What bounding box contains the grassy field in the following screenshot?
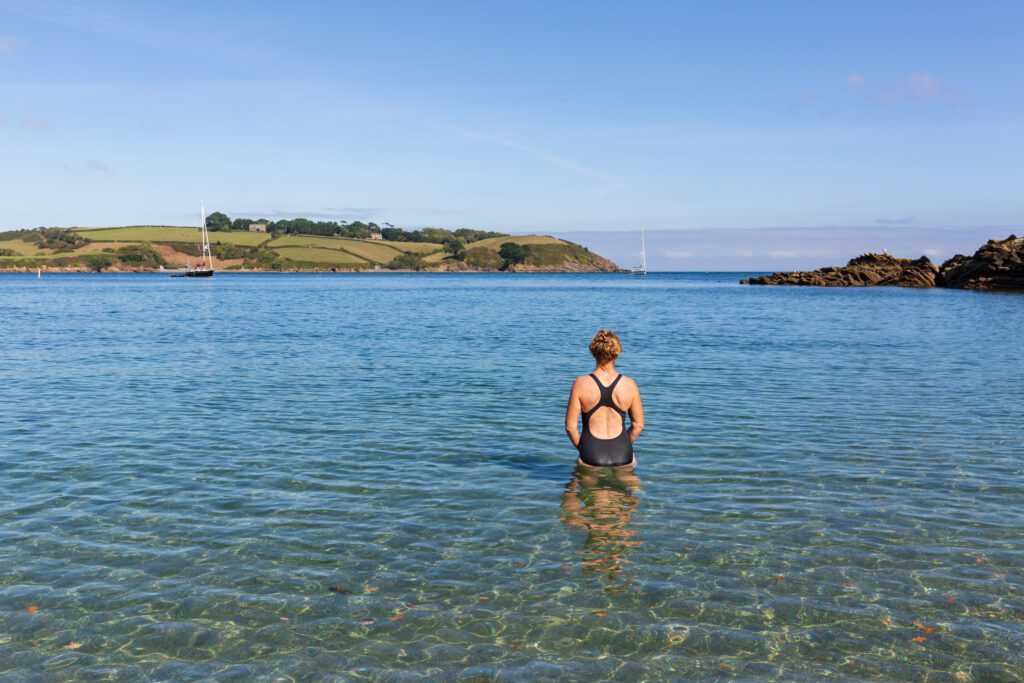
[265,234,441,260]
[377,240,441,254]
[0,250,100,261]
[266,235,404,264]
[270,246,369,266]
[74,227,271,246]
[0,239,43,256]
[71,228,440,265]
[469,235,565,249]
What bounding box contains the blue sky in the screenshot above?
[1,1,1022,267]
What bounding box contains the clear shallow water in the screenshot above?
[1,272,1022,682]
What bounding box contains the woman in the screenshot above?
[565,330,644,467]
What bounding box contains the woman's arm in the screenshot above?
[627,382,644,443]
[565,379,583,448]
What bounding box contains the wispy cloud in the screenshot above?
[788,92,815,111]
[85,159,110,173]
[844,73,865,87]
[21,116,52,129]
[243,208,384,221]
[863,72,963,105]
[233,206,466,222]
[0,0,254,65]
[425,119,624,196]
[0,35,24,55]
[902,72,960,102]
[875,215,915,226]
[0,0,179,47]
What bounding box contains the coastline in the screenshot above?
[0,265,628,274]
[0,227,623,274]
[741,234,1024,291]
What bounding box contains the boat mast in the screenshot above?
[199,199,212,269]
[640,224,647,272]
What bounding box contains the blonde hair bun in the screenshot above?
[589,329,622,363]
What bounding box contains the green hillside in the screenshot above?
[0,226,620,272]
[73,226,270,246]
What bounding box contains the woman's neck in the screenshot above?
[595,362,616,375]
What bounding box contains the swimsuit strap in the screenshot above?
[586,373,626,416]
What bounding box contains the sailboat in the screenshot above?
[172,200,214,277]
[631,225,647,275]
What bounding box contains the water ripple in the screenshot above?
[0,272,1022,681]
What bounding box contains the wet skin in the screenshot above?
[564,359,645,468]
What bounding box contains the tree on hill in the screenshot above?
[205,212,231,231]
[86,254,116,272]
[191,210,508,243]
[381,226,405,241]
[33,228,90,251]
[388,252,424,270]
[444,237,467,261]
[454,228,507,242]
[115,244,166,266]
[499,242,530,270]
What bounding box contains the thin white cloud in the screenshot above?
[0,0,178,47]
[871,72,963,105]
[428,119,624,196]
[232,206,465,222]
[21,116,52,129]
[0,35,23,55]
[844,73,865,87]
[788,92,815,111]
[904,72,957,101]
[85,159,110,173]
[875,215,915,226]
[245,208,382,220]
[0,0,253,66]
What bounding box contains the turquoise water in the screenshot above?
[1,272,1022,681]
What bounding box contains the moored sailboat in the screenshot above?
[172,201,214,277]
[631,225,647,275]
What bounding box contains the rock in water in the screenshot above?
[741,254,938,287]
[939,235,1024,290]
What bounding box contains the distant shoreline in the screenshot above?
[0,268,635,275]
[0,226,622,274]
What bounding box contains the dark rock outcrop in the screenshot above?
[741,254,938,288]
[938,235,1024,290]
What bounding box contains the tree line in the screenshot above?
[204,212,507,245]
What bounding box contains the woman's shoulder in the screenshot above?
[573,374,595,387]
[616,374,639,392]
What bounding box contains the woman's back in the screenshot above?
[565,331,644,468]
[577,371,637,440]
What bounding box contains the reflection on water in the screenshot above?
[561,466,642,585]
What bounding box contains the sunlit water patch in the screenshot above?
[1,272,1022,680]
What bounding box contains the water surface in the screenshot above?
[1,273,1022,681]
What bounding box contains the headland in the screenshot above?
[0,222,621,273]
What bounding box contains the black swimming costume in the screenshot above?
[578,373,634,467]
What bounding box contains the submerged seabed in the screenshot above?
[1,272,1022,681]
